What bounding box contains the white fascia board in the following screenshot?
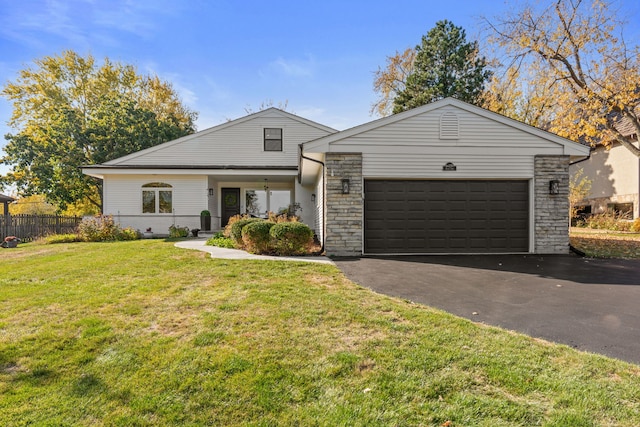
[82,167,299,177]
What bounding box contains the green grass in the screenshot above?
[571,230,640,258]
[1,240,640,426]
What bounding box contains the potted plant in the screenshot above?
[2,236,20,248]
[200,210,211,231]
[143,227,154,239]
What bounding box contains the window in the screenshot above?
[245,189,291,216]
[264,128,282,151]
[607,202,633,219]
[142,182,173,214]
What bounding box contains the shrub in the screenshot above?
[206,232,236,248]
[230,217,263,244]
[267,211,299,223]
[77,215,139,242]
[631,218,640,233]
[269,222,313,255]
[169,225,190,238]
[578,213,632,231]
[119,228,140,241]
[224,214,251,238]
[242,221,275,254]
[43,234,82,244]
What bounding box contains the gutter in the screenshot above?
[299,143,326,253]
[569,145,593,166]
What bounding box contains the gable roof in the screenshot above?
[102,107,337,166]
[302,97,591,156]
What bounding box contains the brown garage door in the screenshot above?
[365,180,529,254]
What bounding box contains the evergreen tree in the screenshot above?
[392,20,492,113]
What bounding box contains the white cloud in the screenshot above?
[266,55,315,78]
[0,0,182,50]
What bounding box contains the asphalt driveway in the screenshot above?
[335,254,640,365]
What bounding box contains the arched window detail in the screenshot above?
[142,182,173,213]
[142,182,173,188]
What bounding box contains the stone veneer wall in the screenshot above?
[324,153,363,256]
[535,155,570,254]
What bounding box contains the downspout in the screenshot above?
[299,143,326,253]
[568,146,593,256]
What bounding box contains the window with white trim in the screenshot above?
[264,128,283,151]
[142,182,173,214]
[245,189,291,216]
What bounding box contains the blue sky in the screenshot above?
[1,0,639,179]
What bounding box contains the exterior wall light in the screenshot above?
[549,180,560,195]
[311,193,316,203]
[208,188,214,196]
[341,178,350,194]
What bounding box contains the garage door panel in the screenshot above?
[365,180,529,253]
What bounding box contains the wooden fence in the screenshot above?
[1,214,82,242]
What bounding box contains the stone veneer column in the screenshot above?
[534,155,570,254]
[324,153,363,257]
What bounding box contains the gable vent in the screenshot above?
[440,112,459,140]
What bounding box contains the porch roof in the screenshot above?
[82,165,298,179]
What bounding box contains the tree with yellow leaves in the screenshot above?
[487,0,640,157]
[371,48,416,117]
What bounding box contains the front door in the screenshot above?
[221,188,241,227]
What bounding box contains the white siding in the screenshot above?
[363,152,534,178]
[315,172,324,245]
[110,112,332,168]
[330,106,567,150]
[103,174,207,232]
[295,181,316,230]
[318,105,568,180]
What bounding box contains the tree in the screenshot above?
[569,168,592,220]
[244,99,292,115]
[487,0,640,157]
[392,20,492,114]
[1,50,198,210]
[371,48,416,117]
[481,65,558,128]
[8,194,56,215]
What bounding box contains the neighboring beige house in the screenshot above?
[569,141,640,219]
[84,98,590,256]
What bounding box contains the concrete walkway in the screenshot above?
[174,239,334,264]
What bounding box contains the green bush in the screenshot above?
[206,232,236,249]
[269,222,313,255]
[43,234,82,244]
[77,215,140,242]
[242,221,275,254]
[230,217,263,244]
[119,228,140,240]
[169,225,190,238]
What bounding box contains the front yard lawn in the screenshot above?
[571,229,640,258]
[1,240,640,426]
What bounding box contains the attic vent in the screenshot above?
[440,112,459,140]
